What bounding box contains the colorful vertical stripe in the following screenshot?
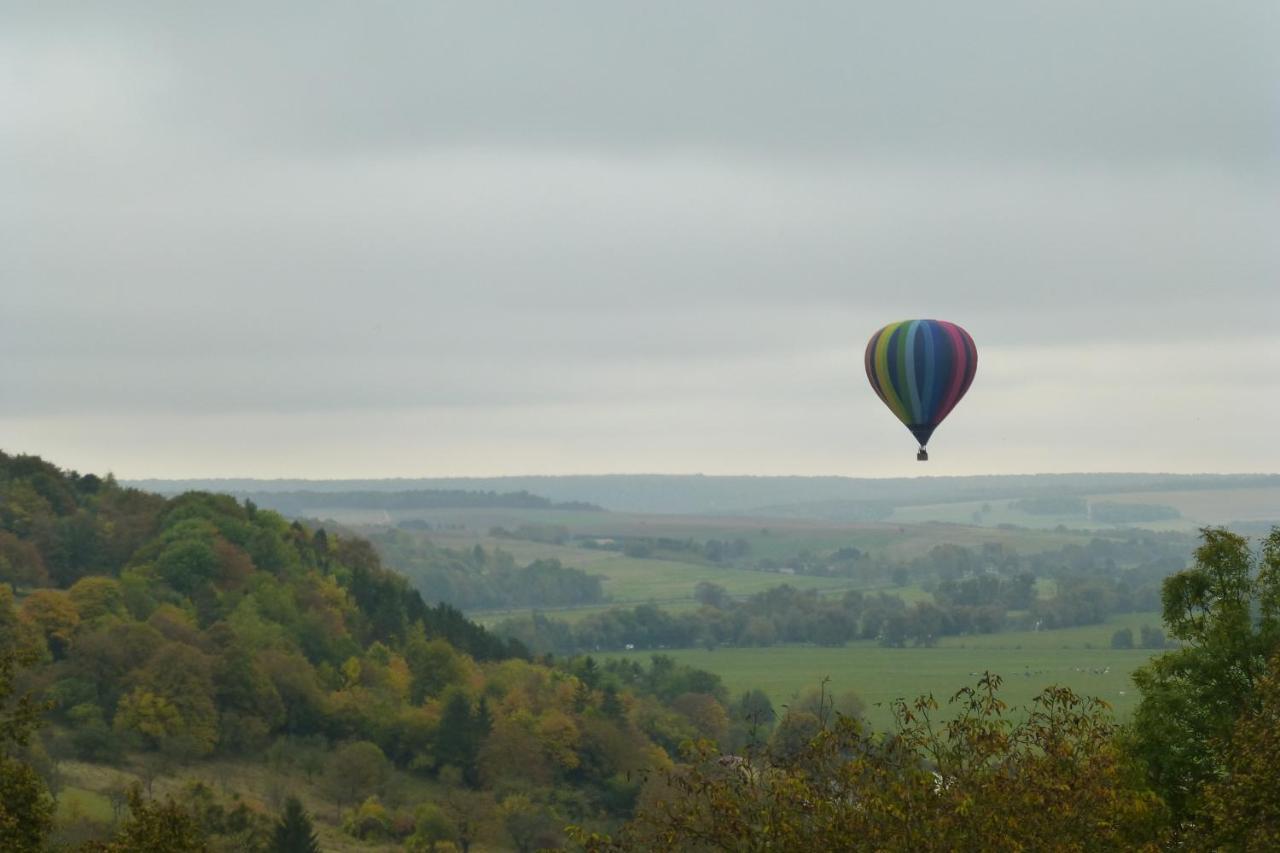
[864,319,977,448]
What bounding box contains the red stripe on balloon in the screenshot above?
[935,321,968,420]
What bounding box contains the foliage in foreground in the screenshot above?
[1130,526,1280,818]
[0,633,54,852]
[577,674,1167,852]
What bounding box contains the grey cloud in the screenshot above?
[4,2,1277,166]
[3,2,1277,476]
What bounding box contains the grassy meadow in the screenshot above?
[606,612,1166,732]
[367,509,1088,621]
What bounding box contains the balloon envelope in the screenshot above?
[865,319,977,448]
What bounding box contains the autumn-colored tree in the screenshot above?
[578,674,1166,852]
[68,575,126,622]
[669,692,729,745]
[342,796,394,841]
[114,643,220,755]
[19,588,80,657]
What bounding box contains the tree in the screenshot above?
[113,642,219,756]
[68,576,126,622]
[436,767,498,853]
[435,689,488,782]
[0,631,53,851]
[1139,624,1166,649]
[1131,527,1280,817]
[1111,627,1135,649]
[342,796,392,841]
[408,802,456,850]
[693,581,731,610]
[581,675,1166,851]
[405,630,467,703]
[99,785,206,852]
[0,756,53,852]
[19,588,80,658]
[0,531,48,587]
[322,741,389,812]
[271,797,320,853]
[501,793,561,853]
[1195,652,1280,849]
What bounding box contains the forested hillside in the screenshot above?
[0,452,743,850]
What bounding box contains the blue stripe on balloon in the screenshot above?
[929,321,956,428]
[921,321,937,423]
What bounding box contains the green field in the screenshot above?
[363,509,1093,622]
[606,612,1166,731]
[886,487,1280,532]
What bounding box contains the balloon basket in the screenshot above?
[916,448,929,462]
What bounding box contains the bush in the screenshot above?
[1111,628,1135,649]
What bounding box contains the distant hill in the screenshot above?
[129,472,1280,516]
[218,488,602,517]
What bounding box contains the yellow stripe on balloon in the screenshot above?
[874,321,911,424]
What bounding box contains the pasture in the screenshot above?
[887,486,1280,532]
[606,612,1166,732]
[369,509,1093,621]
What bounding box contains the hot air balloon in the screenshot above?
[865,319,977,461]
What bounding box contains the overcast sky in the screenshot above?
[3,2,1278,479]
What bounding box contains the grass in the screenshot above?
[605,612,1167,732]
[56,785,115,824]
[54,756,441,853]
[1090,487,1280,526]
[423,530,871,614]
[409,514,1090,622]
[886,487,1280,532]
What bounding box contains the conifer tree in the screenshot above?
[271,797,320,853]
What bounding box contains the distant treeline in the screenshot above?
[1009,496,1180,523]
[369,530,607,610]
[495,534,1191,654]
[129,472,1280,515]
[232,489,602,516]
[495,571,1158,655]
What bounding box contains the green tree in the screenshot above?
[1195,652,1280,849]
[68,576,126,622]
[102,785,207,852]
[1111,627,1135,649]
[1131,527,1280,817]
[501,793,561,853]
[408,802,456,850]
[271,796,321,853]
[0,629,53,852]
[405,630,467,703]
[435,689,489,783]
[322,740,389,812]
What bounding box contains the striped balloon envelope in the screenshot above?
[864,319,977,460]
